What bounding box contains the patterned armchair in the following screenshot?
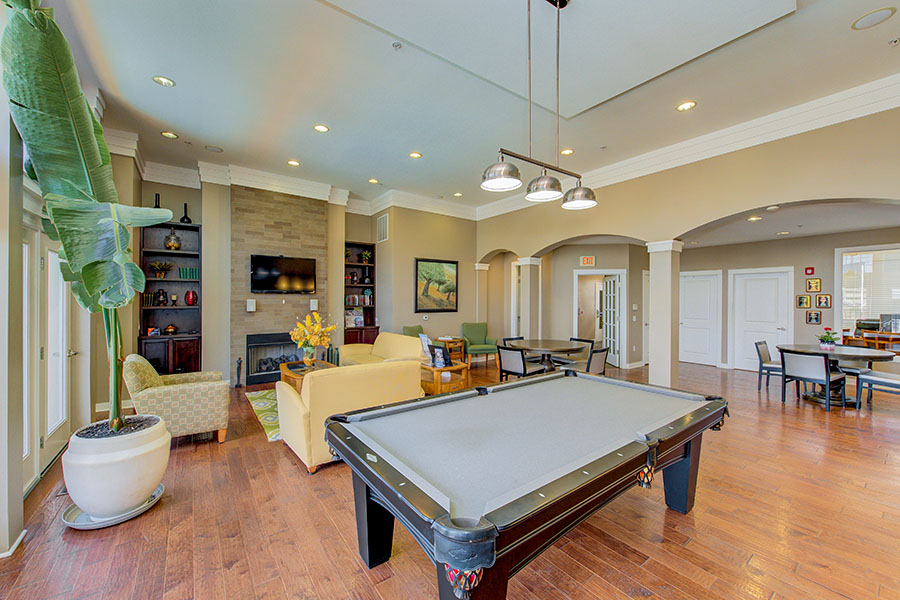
[123,354,229,442]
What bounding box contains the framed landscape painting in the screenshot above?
[415,258,458,313]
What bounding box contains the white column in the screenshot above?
[327,197,347,343]
[474,263,489,322]
[200,181,231,378]
[518,257,541,339]
[646,240,683,387]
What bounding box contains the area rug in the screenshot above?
[246,389,281,442]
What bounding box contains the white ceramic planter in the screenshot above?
[62,416,171,521]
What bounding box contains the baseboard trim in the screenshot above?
[0,529,27,559]
[622,361,647,370]
[95,399,135,413]
[717,362,730,369]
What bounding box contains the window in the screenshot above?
[841,247,900,330]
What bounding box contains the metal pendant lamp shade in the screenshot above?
[480,159,523,192]
[561,184,598,210]
[525,170,563,202]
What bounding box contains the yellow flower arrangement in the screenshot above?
[290,312,337,366]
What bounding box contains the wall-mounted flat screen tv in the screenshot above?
[250,254,316,294]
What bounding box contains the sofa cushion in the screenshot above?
[468,344,497,354]
[372,332,425,361]
[342,353,385,366]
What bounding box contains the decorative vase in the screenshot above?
[164,227,181,250]
[179,202,192,224]
[185,290,198,306]
[819,342,836,351]
[62,415,170,521]
[154,272,165,279]
[153,192,160,209]
[303,345,315,367]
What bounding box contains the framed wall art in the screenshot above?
[796,295,811,309]
[415,258,458,313]
[806,310,822,325]
[816,294,832,309]
[805,278,821,293]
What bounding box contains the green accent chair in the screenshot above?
[402,325,444,347]
[461,322,499,367]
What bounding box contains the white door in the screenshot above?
[642,271,650,364]
[22,233,39,492]
[732,270,792,372]
[40,241,74,470]
[603,275,620,367]
[679,272,721,366]
[594,283,603,341]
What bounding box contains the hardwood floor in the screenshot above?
[4,359,900,599]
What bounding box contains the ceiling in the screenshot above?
[681,200,900,248]
[54,0,900,208]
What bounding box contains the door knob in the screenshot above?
[66,349,79,357]
[776,327,787,331]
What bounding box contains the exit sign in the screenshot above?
[580,256,595,266]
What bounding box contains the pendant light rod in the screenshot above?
[555,0,560,167]
[527,0,532,158]
[498,147,581,180]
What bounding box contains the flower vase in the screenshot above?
[303,346,316,367]
[819,342,836,351]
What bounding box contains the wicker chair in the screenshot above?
[123,354,229,442]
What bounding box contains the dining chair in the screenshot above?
[585,347,610,375]
[754,341,783,391]
[552,337,594,366]
[856,359,900,409]
[780,349,846,411]
[501,336,541,363]
[498,346,546,382]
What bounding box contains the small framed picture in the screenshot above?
[796,295,811,309]
[806,278,821,293]
[806,310,822,325]
[147,327,161,337]
[816,294,832,309]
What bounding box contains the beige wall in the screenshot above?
[142,181,202,224]
[201,182,231,377]
[681,226,900,363]
[346,212,373,243]
[486,252,514,340]
[376,207,477,338]
[477,108,900,261]
[627,244,649,365]
[230,185,329,372]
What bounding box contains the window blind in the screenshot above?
[842,248,900,330]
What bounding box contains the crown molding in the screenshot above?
[646,240,684,253]
[197,162,231,186]
[328,188,349,206]
[104,128,139,158]
[93,89,106,120]
[517,256,542,266]
[143,162,201,189]
[389,190,476,221]
[345,197,371,215]
[478,72,900,221]
[228,165,332,201]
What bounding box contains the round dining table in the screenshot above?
[776,344,895,408]
[506,339,587,372]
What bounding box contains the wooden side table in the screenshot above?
[280,360,337,393]
[420,361,470,396]
[439,337,466,362]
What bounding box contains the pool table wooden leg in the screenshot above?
[437,562,509,600]
[662,436,702,514]
[352,472,395,568]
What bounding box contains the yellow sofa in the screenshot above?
[340,331,426,366]
[276,360,424,473]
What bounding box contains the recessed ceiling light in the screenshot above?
[747,216,762,222]
[368,178,379,184]
[766,205,780,211]
[676,101,697,112]
[560,148,575,156]
[852,7,896,30]
[776,231,791,236]
[287,159,300,167]
[205,145,223,153]
[453,192,463,197]
[160,131,178,139]
[409,152,422,159]
[688,241,699,245]
[313,124,330,133]
[152,75,175,87]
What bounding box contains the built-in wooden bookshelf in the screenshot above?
[344,241,378,344]
[139,222,202,373]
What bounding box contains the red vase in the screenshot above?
[185,290,199,306]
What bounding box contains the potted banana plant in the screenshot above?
[2,0,174,525]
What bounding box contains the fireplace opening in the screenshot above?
[245,333,296,385]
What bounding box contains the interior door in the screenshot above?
[732,270,792,371]
[594,282,603,341]
[22,232,39,492]
[40,240,73,470]
[602,275,620,367]
[679,273,721,366]
[642,270,650,364]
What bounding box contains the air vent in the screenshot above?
[376,214,389,243]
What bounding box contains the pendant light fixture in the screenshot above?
[480,0,596,210]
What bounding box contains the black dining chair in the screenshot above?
[501,336,541,363]
[754,341,782,390]
[552,337,594,366]
[498,346,546,382]
[780,349,847,411]
[563,346,609,375]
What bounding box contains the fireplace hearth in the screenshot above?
[246,332,297,385]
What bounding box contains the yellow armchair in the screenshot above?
[123,354,230,442]
[277,360,424,473]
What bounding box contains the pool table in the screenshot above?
[325,371,728,600]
